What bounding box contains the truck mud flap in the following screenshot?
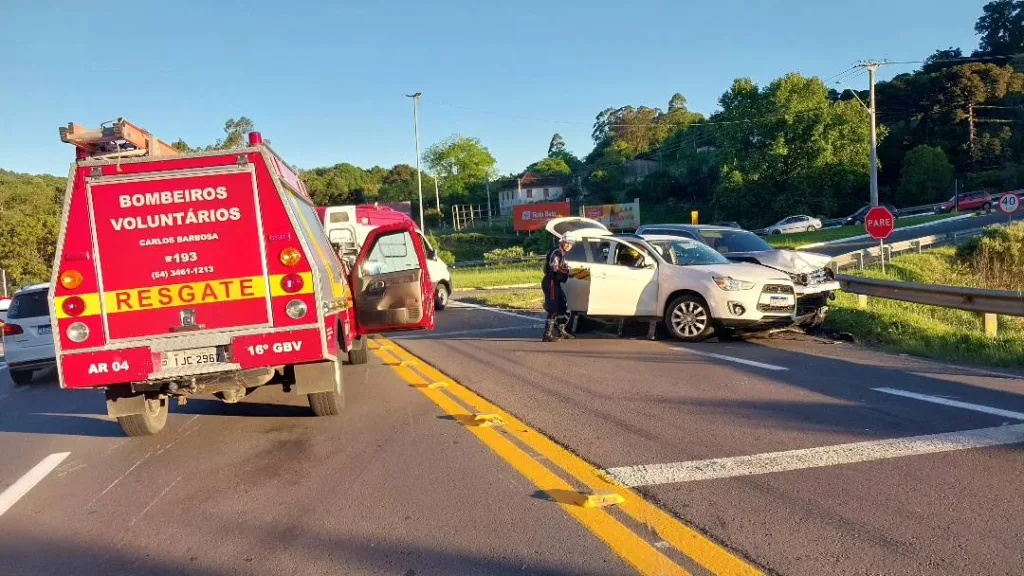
[292,359,341,395]
[105,388,155,418]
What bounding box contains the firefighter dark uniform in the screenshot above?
[542,238,575,342]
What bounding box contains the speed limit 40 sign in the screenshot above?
[999,192,1021,215]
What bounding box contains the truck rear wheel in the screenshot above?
[346,336,369,365]
[307,358,345,416]
[116,396,169,437]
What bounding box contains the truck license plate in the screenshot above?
[770,296,791,307]
[161,347,219,369]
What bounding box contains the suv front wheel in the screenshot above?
[664,295,714,342]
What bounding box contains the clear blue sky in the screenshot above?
[1,0,986,177]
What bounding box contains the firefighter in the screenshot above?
[542,236,576,342]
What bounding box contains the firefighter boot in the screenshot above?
[542,320,560,342]
[557,319,575,339]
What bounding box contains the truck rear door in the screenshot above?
[351,224,434,333]
[87,166,271,340]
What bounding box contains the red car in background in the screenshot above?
[940,190,994,213]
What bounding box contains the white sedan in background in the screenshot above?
[764,215,822,235]
[546,218,798,342]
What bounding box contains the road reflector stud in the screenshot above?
[582,492,626,508]
[428,381,449,389]
[399,360,418,367]
[473,413,506,427]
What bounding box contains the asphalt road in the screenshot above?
[814,211,1022,256]
[0,358,637,575]
[396,303,1024,576]
[3,304,1022,575]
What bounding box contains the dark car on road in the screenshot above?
[842,203,899,225]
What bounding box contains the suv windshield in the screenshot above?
[648,238,730,266]
[8,289,49,319]
[697,229,772,253]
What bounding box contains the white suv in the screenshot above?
[546,218,797,342]
[3,283,56,385]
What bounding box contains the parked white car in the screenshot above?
[546,218,797,342]
[3,284,55,385]
[765,215,822,235]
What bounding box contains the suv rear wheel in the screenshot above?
[117,396,169,437]
[664,295,714,342]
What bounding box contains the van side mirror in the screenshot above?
[425,246,437,260]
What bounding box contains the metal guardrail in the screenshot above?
[831,225,1020,336]
[829,227,985,272]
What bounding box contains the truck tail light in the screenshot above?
[280,273,304,294]
[67,322,89,343]
[279,247,302,267]
[62,295,86,317]
[59,269,84,290]
[285,299,308,319]
[3,323,23,336]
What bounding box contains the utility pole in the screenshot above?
[968,103,977,163]
[486,178,492,224]
[406,92,425,230]
[867,62,880,208]
[433,176,441,211]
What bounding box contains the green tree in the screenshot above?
[526,156,571,177]
[423,135,496,200]
[975,0,1024,56]
[710,73,875,223]
[0,170,64,287]
[211,117,255,150]
[922,47,965,74]
[898,145,954,205]
[548,133,566,156]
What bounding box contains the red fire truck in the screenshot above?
[49,119,434,436]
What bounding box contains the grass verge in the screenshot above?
[767,213,960,249]
[826,247,1024,367]
[458,289,544,310]
[453,264,543,290]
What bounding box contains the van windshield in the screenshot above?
[648,239,730,266]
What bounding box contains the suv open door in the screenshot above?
[351,223,435,335]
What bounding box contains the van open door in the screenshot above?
[351,223,435,334]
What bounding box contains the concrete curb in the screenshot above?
[795,213,973,250]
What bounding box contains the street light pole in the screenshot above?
[406,92,425,230]
[434,175,441,211]
[867,63,879,208]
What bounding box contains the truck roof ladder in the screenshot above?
[59,118,181,159]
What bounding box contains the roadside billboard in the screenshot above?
[582,199,641,230]
[513,201,572,231]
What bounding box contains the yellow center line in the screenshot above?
[374,344,690,576]
[373,337,763,576]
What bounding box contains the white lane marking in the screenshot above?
[88,450,154,508]
[604,424,1024,486]
[0,452,71,517]
[674,346,788,371]
[448,301,544,323]
[873,387,1024,420]
[395,325,539,339]
[125,473,183,529]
